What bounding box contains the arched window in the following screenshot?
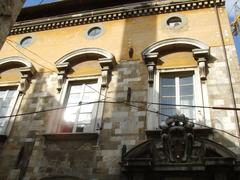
[142,38,210,130]
[52,48,116,133]
[0,56,35,135]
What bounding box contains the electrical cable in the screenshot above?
[0,101,100,119]
[85,84,240,139]
[0,84,238,138]
[0,98,239,139]
[85,84,240,111]
[6,41,55,72]
[6,39,56,68]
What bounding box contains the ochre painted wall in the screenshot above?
[0,7,233,74]
[157,51,197,69]
[0,68,21,83]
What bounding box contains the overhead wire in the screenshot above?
[6,39,55,68]
[0,98,239,139]
[86,84,240,111]
[0,82,238,138]
[85,84,240,139]
[0,101,100,119]
[6,40,55,72]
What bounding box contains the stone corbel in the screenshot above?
[19,66,35,94]
[99,57,116,88]
[56,62,70,92]
[192,49,209,80]
[143,52,158,85]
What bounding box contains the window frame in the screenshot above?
[147,67,210,129]
[57,76,102,133]
[159,71,195,121]
[0,83,22,136]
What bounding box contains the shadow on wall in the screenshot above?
[119,14,157,60]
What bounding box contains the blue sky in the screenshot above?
[226,0,240,60]
[24,0,240,60]
[23,0,60,7]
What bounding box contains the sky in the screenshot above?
[23,0,240,60]
[226,0,240,60]
[23,0,60,7]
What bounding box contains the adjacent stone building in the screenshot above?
[0,0,25,49]
[0,0,240,179]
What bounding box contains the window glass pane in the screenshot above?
[0,107,8,116]
[0,118,7,126]
[6,90,16,98]
[160,73,194,121]
[180,96,193,105]
[84,84,98,93]
[65,106,78,114]
[180,76,193,85]
[80,104,94,113]
[82,92,97,102]
[161,87,175,97]
[180,85,193,96]
[0,91,5,98]
[78,113,92,124]
[64,106,78,123]
[70,85,82,93]
[161,77,175,86]
[63,82,99,133]
[66,93,82,104]
[160,97,176,105]
[88,27,102,37]
[63,112,77,123]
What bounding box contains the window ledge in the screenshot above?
[42,132,98,141]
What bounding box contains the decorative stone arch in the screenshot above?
[141,37,210,84]
[0,56,35,93]
[120,116,240,179]
[55,48,116,91]
[0,56,32,67]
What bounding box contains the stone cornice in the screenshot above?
[10,0,225,35]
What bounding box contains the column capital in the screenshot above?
[192,48,209,60]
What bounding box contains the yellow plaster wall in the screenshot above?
[157,51,197,69]
[0,68,21,83]
[68,60,101,77]
[0,7,233,73]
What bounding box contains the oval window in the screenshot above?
[86,26,103,39]
[20,36,33,47]
[167,16,182,28]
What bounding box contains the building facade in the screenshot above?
[0,0,240,179]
